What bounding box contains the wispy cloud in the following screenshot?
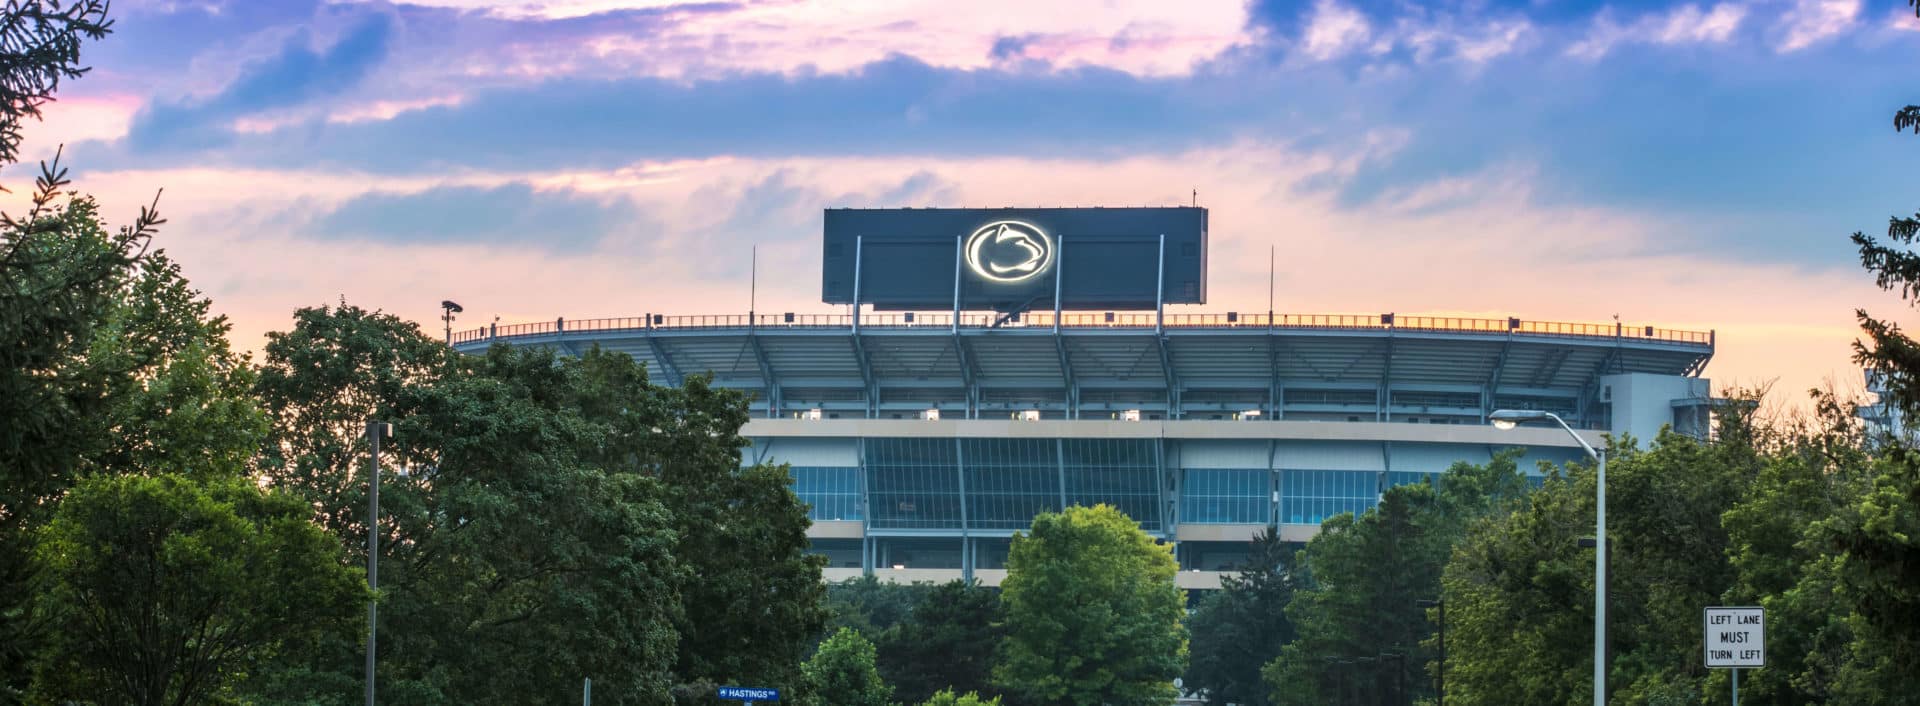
[1568,3,1748,60]
[1776,0,1860,51]
[1301,0,1373,61]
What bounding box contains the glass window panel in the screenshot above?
[1280,469,1380,526]
[1062,439,1160,531]
[790,466,863,521]
[876,537,963,569]
[974,538,1013,569]
[1180,541,1255,571]
[866,438,962,530]
[962,439,1061,530]
[806,538,863,568]
[1180,469,1268,524]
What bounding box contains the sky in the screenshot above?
[13,0,1920,404]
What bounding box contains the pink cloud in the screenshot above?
[1568,3,1748,60]
[352,0,1254,80]
[1777,0,1860,51]
[35,141,1879,412]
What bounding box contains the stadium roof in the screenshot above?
[453,312,1712,422]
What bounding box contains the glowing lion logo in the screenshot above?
[964,220,1054,283]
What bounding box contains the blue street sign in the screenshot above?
[717,686,780,702]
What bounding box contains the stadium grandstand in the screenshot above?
[451,207,1715,590]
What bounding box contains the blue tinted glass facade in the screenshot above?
[791,466,863,521]
[1180,469,1269,524]
[963,438,1062,530]
[861,438,1163,531]
[1062,439,1161,530]
[866,438,962,529]
[1281,469,1378,526]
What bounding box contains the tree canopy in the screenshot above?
[1185,529,1295,706]
[803,628,893,706]
[30,473,364,705]
[994,504,1187,706]
[874,579,1005,704]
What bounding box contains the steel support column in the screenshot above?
[1267,439,1281,527]
[850,335,878,418]
[1055,438,1070,511]
[1268,333,1285,420]
[746,333,780,417]
[1055,334,1079,419]
[954,334,980,419]
[1482,334,1515,423]
[1155,438,1173,538]
[859,439,874,577]
[1157,335,1180,418]
[643,334,685,388]
[955,438,970,582]
[1379,333,1397,422]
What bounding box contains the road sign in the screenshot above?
[717,686,780,702]
[1704,606,1764,668]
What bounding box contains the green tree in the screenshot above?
[1264,487,1443,706]
[1185,529,1295,706]
[1855,0,1920,419]
[994,504,1187,706]
[29,474,364,706]
[825,575,926,640]
[1812,21,1920,699]
[1713,392,1864,704]
[1263,455,1527,706]
[877,580,1004,704]
[556,342,827,702]
[1810,447,1920,704]
[1438,465,1591,705]
[804,628,892,706]
[248,309,686,705]
[0,5,176,695]
[1438,430,1761,705]
[922,688,1003,706]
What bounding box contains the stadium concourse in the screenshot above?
[451,208,1715,590]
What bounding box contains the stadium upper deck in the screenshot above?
[451,311,1712,433]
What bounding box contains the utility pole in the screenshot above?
[365,420,392,706]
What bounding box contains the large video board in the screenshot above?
[821,207,1207,311]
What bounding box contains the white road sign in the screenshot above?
[1704,606,1765,668]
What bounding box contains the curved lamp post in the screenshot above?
[1490,409,1605,706]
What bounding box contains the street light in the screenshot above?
[366,420,392,706]
[1489,409,1606,706]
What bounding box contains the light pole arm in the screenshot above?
[1541,411,1602,462]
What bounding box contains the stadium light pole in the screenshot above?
[365,420,392,706]
[1490,409,1605,706]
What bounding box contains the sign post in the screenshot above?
[716,686,780,704]
[1704,607,1764,706]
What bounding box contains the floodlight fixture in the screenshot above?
[440,301,464,344]
[1488,409,1553,430]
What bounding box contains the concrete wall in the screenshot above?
[1602,373,1712,444]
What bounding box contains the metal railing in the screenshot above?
[452,311,1714,347]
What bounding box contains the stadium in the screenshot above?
[452,207,1715,590]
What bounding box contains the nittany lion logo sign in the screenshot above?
[964,220,1054,283]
